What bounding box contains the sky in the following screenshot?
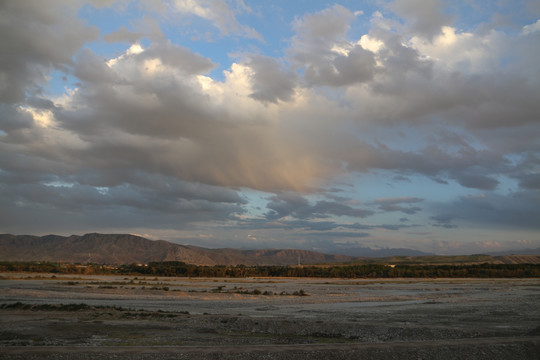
[1,0,539,255]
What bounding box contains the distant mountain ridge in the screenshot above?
[1,233,538,266]
[0,233,355,266]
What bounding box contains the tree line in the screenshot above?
[1,261,540,278]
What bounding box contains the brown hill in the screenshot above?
[0,233,354,266]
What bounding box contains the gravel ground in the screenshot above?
[0,274,539,359]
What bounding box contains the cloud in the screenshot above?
[452,173,499,191]
[0,104,35,133]
[393,175,411,182]
[265,193,374,221]
[240,215,414,235]
[3,1,535,200]
[245,55,297,103]
[171,0,262,40]
[0,174,246,234]
[1,1,539,251]
[516,173,540,190]
[102,16,166,44]
[289,5,376,86]
[302,231,371,238]
[346,13,540,132]
[292,4,354,44]
[430,214,459,229]
[36,40,340,193]
[374,197,423,204]
[390,0,452,40]
[341,142,506,191]
[430,191,540,230]
[74,49,120,84]
[522,19,540,35]
[373,197,423,214]
[103,26,145,43]
[0,1,99,103]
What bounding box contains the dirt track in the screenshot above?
[1,274,539,359]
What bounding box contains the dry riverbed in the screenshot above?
[0,274,539,359]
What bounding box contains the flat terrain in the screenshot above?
[1,274,539,359]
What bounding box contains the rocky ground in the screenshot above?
[0,274,539,359]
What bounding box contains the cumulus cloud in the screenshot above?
[49,56,325,191]
[245,55,297,103]
[522,19,540,35]
[290,4,376,86]
[390,0,452,40]
[0,1,99,103]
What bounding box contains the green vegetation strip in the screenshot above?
[1,261,540,278]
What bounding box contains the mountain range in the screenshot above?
[0,233,356,266]
[1,233,538,266]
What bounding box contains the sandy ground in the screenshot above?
[0,274,539,359]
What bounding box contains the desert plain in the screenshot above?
[0,273,539,359]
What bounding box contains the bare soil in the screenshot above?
[1,274,539,359]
